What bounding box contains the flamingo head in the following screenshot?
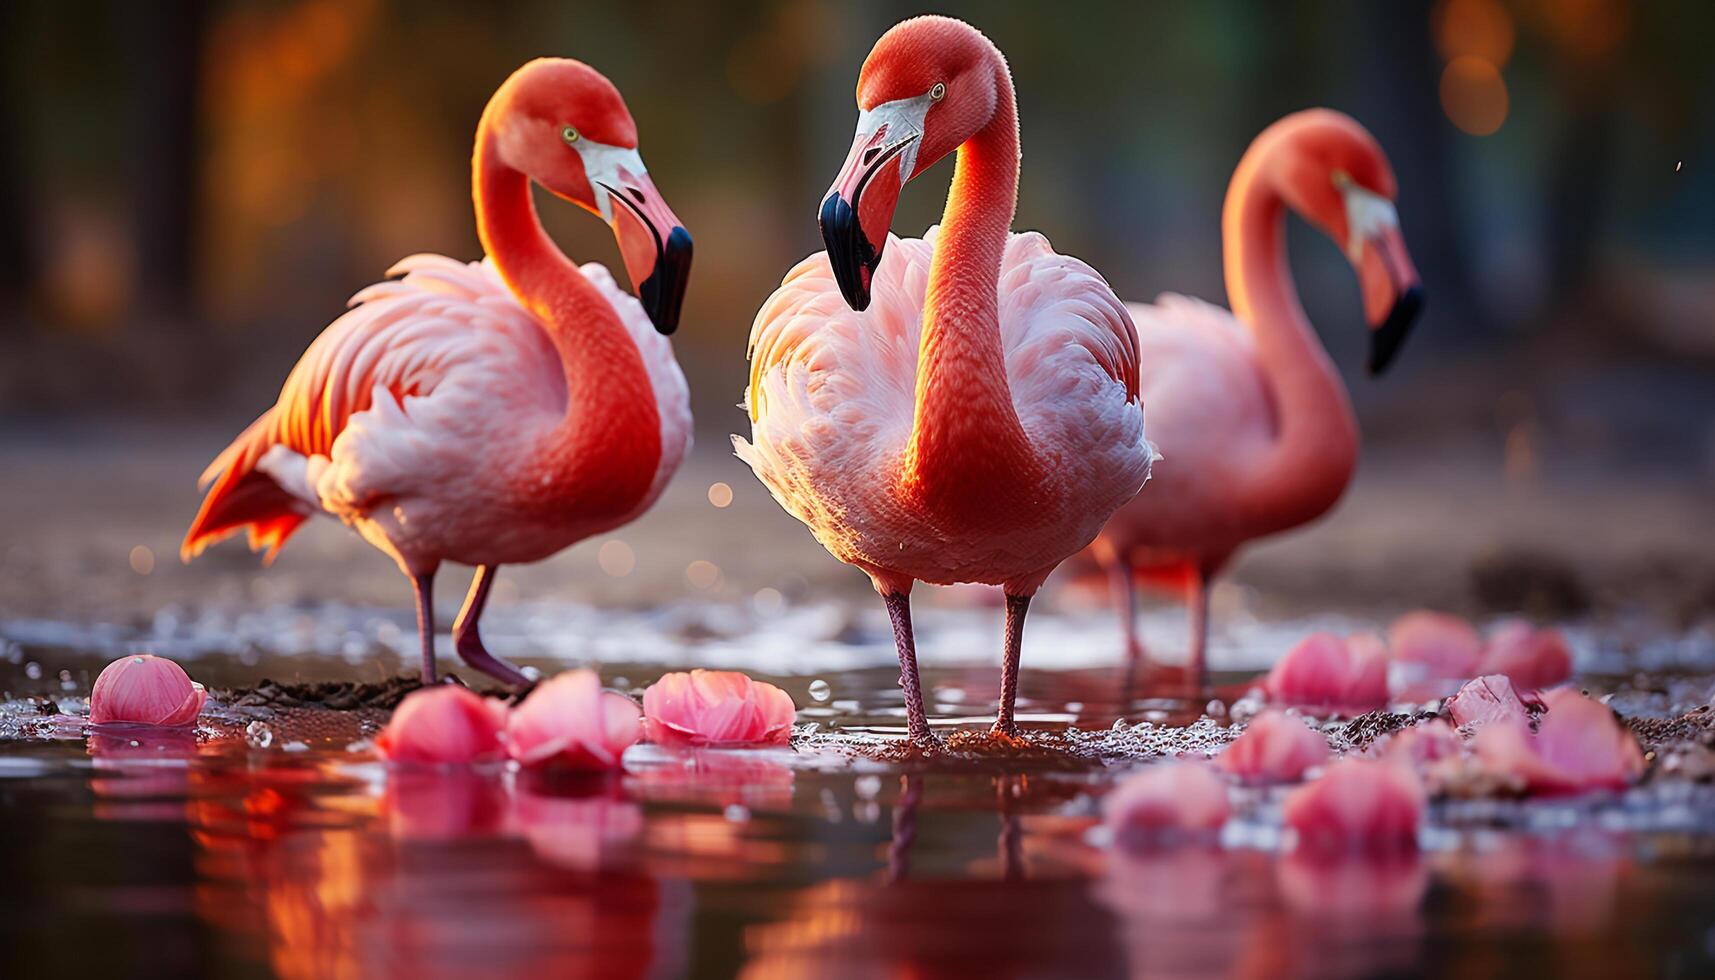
[1270,110,1423,374]
[820,16,1003,311]
[488,58,692,334]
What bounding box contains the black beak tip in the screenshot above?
[819,193,878,312]
[640,226,693,335]
[1368,284,1423,376]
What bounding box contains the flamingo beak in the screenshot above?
[820,126,914,311]
[603,172,692,335]
[1358,225,1422,375]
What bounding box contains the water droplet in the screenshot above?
[23,662,41,680]
[723,803,751,823]
[808,679,831,702]
[245,720,274,749]
[854,774,882,800]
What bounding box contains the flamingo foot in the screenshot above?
[454,632,531,688]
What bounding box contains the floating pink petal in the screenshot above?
[1103,761,1231,844]
[1446,674,1543,729]
[1388,610,1482,680]
[508,669,641,770]
[1473,688,1644,794]
[375,685,508,765]
[1380,719,1462,769]
[1283,758,1425,854]
[1481,620,1572,690]
[89,654,207,727]
[641,669,797,747]
[1264,632,1388,714]
[1217,709,1331,784]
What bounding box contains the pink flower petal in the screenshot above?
[1380,719,1462,770]
[1217,709,1331,784]
[1388,610,1483,681]
[1283,759,1425,855]
[507,670,640,771]
[1103,762,1231,844]
[1264,633,1389,714]
[641,670,797,747]
[1481,621,1573,690]
[1446,674,1541,729]
[1474,689,1644,795]
[375,686,508,765]
[89,655,207,728]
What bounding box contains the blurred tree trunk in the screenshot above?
[116,0,205,332]
[1342,0,1486,340]
[0,3,34,325]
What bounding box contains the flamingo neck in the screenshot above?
[1222,149,1358,531]
[901,65,1038,516]
[473,125,660,520]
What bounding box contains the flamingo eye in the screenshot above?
[929,82,946,101]
[561,125,580,145]
[1330,169,1353,189]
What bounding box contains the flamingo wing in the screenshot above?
[182,254,559,562]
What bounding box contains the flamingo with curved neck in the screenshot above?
[739,16,1153,742]
[1092,109,1424,690]
[183,59,694,686]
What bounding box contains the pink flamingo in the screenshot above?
[736,16,1153,744]
[182,59,693,686]
[1092,110,1423,689]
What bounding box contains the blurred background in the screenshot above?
[1,0,1712,640]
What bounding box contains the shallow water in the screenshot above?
[5,601,1715,978]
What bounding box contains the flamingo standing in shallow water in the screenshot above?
[1091,110,1423,689]
[182,59,693,686]
[736,16,1153,743]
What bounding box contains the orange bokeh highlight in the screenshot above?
[1440,56,1509,136]
[1433,0,1516,67]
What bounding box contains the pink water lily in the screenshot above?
[1389,610,1482,681]
[1481,620,1572,690]
[1284,758,1425,854]
[1103,761,1231,844]
[1264,632,1388,714]
[1446,674,1543,729]
[1217,709,1331,784]
[375,685,508,765]
[1473,688,1644,794]
[508,669,641,770]
[641,669,796,747]
[89,654,207,728]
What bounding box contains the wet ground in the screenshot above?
[4,427,1715,977]
[4,602,1715,979]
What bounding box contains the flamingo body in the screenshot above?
[1105,292,1315,573]
[739,227,1149,595]
[187,255,689,576]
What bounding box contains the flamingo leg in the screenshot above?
[993,593,1031,737]
[452,565,531,687]
[410,572,437,684]
[1186,570,1210,693]
[883,592,935,746]
[1107,559,1144,666]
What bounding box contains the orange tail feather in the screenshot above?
[182,409,311,564]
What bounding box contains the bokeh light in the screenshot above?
[597,540,635,578]
[707,482,734,508]
[128,545,155,576]
[1433,0,1515,67]
[686,560,721,590]
[1440,56,1509,136]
